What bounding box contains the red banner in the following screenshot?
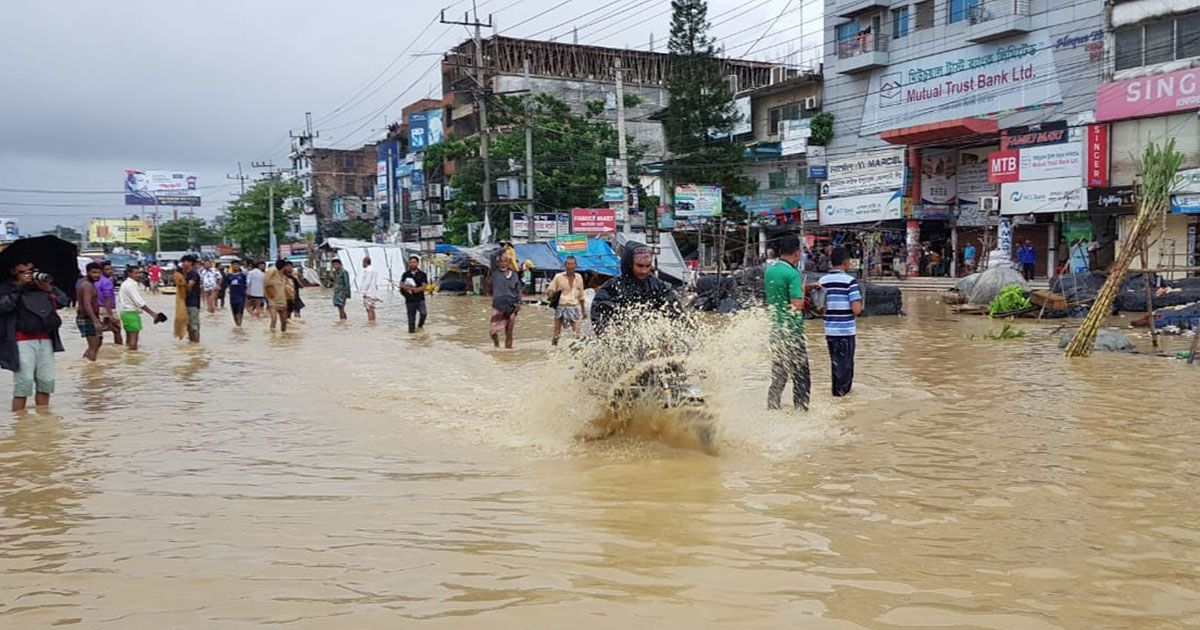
[1086,124,1109,188]
[570,208,616,234]
[988,150,1020,184]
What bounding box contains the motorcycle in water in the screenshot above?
[575,343,718,455]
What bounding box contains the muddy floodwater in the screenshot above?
[1,290,1198,628]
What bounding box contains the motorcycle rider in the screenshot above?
[590,242,682,334]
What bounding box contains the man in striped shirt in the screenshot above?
[818,247,863,397]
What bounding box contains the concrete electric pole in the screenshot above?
[442,2,493,242]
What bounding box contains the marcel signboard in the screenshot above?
[821,148,905,198]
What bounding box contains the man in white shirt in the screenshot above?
[246,260,266,318]
[117,265,163,351]
[360,256,380,323]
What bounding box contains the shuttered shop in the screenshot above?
[1110,113,1200,185]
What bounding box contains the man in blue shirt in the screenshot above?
[818,247,863,397]
[1016,240,1037,281]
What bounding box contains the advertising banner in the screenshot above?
[920,150,957,205]
[1088,185,1136,215]
[570,208,617,234]
[1002,120,1068,149]
[861,34,1064,135]
[732,97,752,136]
[989,150,1020,183]
[807,145,827,179]
[0,218,20,241]
[603,187,625,202]
[509,212,570,239]
[821,148,905,198]
[555,233,588,253]
[1171,195,1200,214]
[1019,142,1083,181]
[674,185,722,218]
[819,190,903,225]
[1086,124,1109,187]
[1097,66,1200,122]
[298,213,318,234]
[407,109,444,151]
[419,224,445,239]
[124,170,200,206]
[1000,177,1085,214]
[957,148,999,227]
[88,219,153,244]
[1173,167,1200,194]
[780,119,810,156]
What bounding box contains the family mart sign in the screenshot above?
[863,34,1065,134]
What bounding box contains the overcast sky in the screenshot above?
[0,0,819,236]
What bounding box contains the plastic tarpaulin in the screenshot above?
[559,238,620,277]
[336,245,416,295]
[513,242,564,272]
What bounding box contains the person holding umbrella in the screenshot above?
[0,237,76,411]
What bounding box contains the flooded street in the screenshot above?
[2,291,1198,628]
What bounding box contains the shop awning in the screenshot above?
[513,242,565,272]
[881,118,998,145]
[559,238,620,277]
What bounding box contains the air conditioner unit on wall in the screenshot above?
[980,196,1000,214]
[804,96,821,110]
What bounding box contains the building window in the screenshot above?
[914,0,934,29]
[363,176,374,197]
[343,155,357,169]
[835,20,859,44]
[948,0,979,24]
[892,7,909,39]
[1115,11,1200,71]
[768,170,789,190]
[769,102,810,135]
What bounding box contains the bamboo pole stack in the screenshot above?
[1065,141,1184,358]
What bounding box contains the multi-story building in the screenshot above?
[822,0,1107,277]
[290,137,379,236]
[1096,0,1200,278]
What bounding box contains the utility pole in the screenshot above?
[442,3,493,242]
[614,57,630,233]
[152,197,161,255]
[252,161,282,259]
[524,57,535,241]
[226,161,249,196]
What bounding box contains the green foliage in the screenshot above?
[440,92,645,244]
[808,112,833,146]
[988,284,1032,316]
[220,179,303,256]
[663,0,754,221]
[342,219,376,241]
[154,217,221,251]
[42,225,83,242]
[984,322,1027,340]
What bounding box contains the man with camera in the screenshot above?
[0,261,69,411]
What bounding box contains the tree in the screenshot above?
[662,0,754,220]
[434,93,646,244]
[154,217,220,251]
[220,179,303,256]
[42,225,83,242]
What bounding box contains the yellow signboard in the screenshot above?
[88,219,153,244]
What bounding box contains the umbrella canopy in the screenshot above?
[0,236,82,301]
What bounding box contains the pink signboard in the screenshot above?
[570,208,616,234]
[1097,67,1200,122]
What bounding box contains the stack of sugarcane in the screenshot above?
[1065,140,1184,357]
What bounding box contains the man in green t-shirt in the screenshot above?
[764,235,811,411]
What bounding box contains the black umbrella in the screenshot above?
[0,235,82,301]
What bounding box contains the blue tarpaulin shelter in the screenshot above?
[557,238,620,277]
[513,242,565,272]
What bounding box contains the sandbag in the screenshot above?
[1058,329,1135,352]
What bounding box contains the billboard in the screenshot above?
[862,34,1065,135]
[407,109,444,151]
[674,185,722,218]
[509,212,570,239]
[0,218,19,241]
[821,148,905,198]
[124,170,201,206]
[1000,177,1085,214]
[1097,66,1200,122]
[920,150,957,205]
[571,208,617,234]
[88,219,153,244]
[819,190,903,225]
[555,234,588,253]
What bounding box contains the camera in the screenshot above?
[31,271,53,284]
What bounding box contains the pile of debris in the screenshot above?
[691,265,902,316]
[1050,271,1200,326]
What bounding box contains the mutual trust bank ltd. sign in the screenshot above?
[862,34,1067,135]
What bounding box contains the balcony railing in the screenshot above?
[967,0,1031,24]
[836,32,889,59]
